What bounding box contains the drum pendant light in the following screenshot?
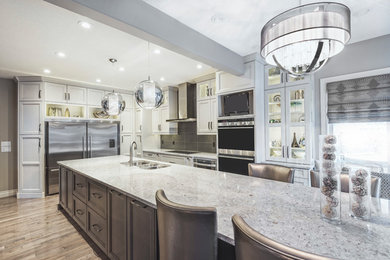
[135,42,163,109]
[260,2,351,76]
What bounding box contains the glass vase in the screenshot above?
[349,167,371,220]
[319,135,341,223]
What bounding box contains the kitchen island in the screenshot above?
[58,155,390,260]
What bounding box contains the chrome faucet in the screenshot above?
[129,141,138,165]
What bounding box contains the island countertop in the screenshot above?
[58,155,390,260]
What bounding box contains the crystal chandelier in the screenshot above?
[101,91,125,115]
[135,42,163,109]
[260,2,351,76]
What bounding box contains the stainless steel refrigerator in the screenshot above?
[45,121,119,195]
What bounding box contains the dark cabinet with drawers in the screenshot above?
[59,167,73,215]
[87,181,107,218]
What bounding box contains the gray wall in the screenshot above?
[161,122,216,153]
[313,34,390,158]
[0,78,17,192]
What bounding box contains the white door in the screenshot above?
[122,94,134,110]
[120,134,133,155]
[19,136,43,194]
[45,83,67,103]
[67,86,86,104]
[160,106,172,133]
[19,82,43,101]
[135,109,142,133]
[19,102,42,135]
[151,109,161,133]
[87,89,105,106]
[121,109,134,134]
[197,100,211,134]
[210,98,218,133]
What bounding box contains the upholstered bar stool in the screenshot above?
[310,170,382,198]
[155,189,218,260]
[248,163,294,183]
[232,215,333,260]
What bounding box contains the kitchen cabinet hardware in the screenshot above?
[76,209,84,215]
[287,146,290,158]
[76,183,84,188]
[64,92,67,100]
[92,224,103,232]
[38,89,42,99]
[38,138,41,149]
[39,123,41,133]
[282,145,285,158]
[131,200,148,209]
[218,154,254,161]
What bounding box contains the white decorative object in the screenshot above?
[260,2,351,76]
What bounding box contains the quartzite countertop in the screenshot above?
[58,155,390,260]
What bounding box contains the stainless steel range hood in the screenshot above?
[166,82,196,122]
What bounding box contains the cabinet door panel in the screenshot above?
[87,207,108,253]
[20,102,42,135]
[66,170,73,215]
[135,109,142,133]
[151,109,160,133]
[120,135,132,155]
[108,190,127,260]
[160,107,175,134]
[73,173,87,203]
[88,181,107,218]
[210,98,218,133]
[19,82,42,101]
[19,136,42,193]
[45,83,67,103]
[88,89,105,106]
[121,109,134,134]
[73,195,87,230]
[68,86,86,104]
[60,167,67,208]
[122,94,133,110]
[197,100,211,134]
[129,199,157,260]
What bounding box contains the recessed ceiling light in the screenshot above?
[160,77,165,81]
[154,49,161,54]
[119,67,125,72]
[43,69,51,74]
[78,21,91,29]
[96,78,101,83]
[55,51,66,58]
[196,64,203,69]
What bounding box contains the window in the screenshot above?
[331,122,390,172]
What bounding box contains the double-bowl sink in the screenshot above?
[121,160,170,170]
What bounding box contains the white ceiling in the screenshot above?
[144,0,390,56]
[0,0,215,90]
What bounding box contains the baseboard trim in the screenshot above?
[0,189,17,198]
[17,192,45,199]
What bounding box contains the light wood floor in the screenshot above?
[0,195,101,260]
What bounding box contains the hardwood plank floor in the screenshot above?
[0,195,101,260]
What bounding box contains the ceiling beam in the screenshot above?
[44,0,245,76]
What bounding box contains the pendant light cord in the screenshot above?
[148,41,151,81]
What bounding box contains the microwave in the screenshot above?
[220,90,254,117]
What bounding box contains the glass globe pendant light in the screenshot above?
[260,2,351,76]
[135,42,163,109]
[101,91,126,115]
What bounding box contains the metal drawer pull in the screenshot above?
[132,200,147,209]
[76,183,84,188]
[76,209,84,215]
[38,89,42,99]
[50,168,59,172]
[92,192,102,199]
[92,224,103,232]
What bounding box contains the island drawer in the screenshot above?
[73,195,87,230]
[87,207,108,253]
[73,173,87,203]
[87,181,107,218]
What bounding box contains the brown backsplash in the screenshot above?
[161,122,216,153]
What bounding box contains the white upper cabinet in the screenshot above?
[197,79,216,101]
[135,109,143,133]
[87,89,105,106]
[265,65,311,90]
[19,82,43,101]
[216,62,254,94]
[45,83,86,104]
[151,87,178,135]
[19,102,42,135]
[67,86,86,104]
[197,98,217,135]
[122,93,134,110]
[120,109,134,134]
[120,134,133,155]
[45,83,67,103]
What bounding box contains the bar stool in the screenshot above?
[310,170,382,198]
[155,189,217,260]
[232,215,333,260]
[248,163,294,183]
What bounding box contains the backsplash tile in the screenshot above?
[161,122,216,153]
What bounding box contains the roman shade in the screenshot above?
[327,73,390,123]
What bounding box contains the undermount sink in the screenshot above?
[121,160,170,170]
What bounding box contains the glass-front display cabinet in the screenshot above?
[265,83,312,165]
[265,65,310,89]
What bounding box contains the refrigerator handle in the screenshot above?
[89,136,92,158]
[82,136,85,158]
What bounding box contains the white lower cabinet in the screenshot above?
[18,135,44,197]
[120,134,133,155]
